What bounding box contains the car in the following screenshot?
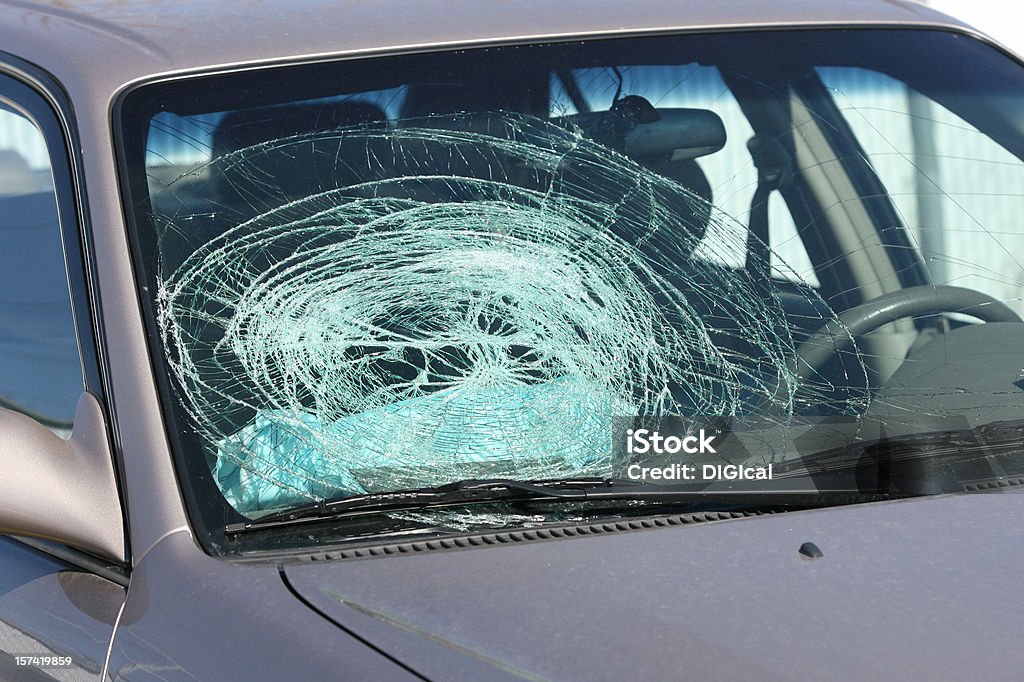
[2,0,1024,679]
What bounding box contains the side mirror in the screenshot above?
[0,393,125,563]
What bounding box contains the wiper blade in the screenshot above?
[225,476,882,534]
[226,477,600,533]
[225,421,1024,534]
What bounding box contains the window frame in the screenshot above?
[0,54,129,580]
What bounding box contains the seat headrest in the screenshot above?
[211,101,388,216]
[212,101,386,157]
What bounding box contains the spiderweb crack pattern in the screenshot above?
[156,112,865,514]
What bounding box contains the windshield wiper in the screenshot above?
[224,476,886,534]
[776,418,1024,487]
[224,419,1024,534]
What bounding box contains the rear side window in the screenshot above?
[0,104,81,433]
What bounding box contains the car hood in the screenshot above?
[284,492,1024,681]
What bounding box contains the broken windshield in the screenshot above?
[118,29,1024,548]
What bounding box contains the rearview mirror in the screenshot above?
[561,106,727,161]
[0,393,124,562]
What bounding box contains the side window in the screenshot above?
[0,103,82,434]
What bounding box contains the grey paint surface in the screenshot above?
[106,530,417,681]
[286,492,1024,681]
[0,537,123,679]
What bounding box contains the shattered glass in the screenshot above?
[154,113,860,513]
[124,30,1024,533]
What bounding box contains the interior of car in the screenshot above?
[130,28,1024,515]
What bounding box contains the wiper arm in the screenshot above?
[225,476,880,534]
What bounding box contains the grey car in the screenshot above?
[3,0,1024,679]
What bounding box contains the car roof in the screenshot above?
[0,0,975,103]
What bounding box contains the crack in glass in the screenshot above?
[155,112,865,514]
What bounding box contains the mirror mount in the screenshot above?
[0,393,125,563]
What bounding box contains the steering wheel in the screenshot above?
[797,284,1022,382]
